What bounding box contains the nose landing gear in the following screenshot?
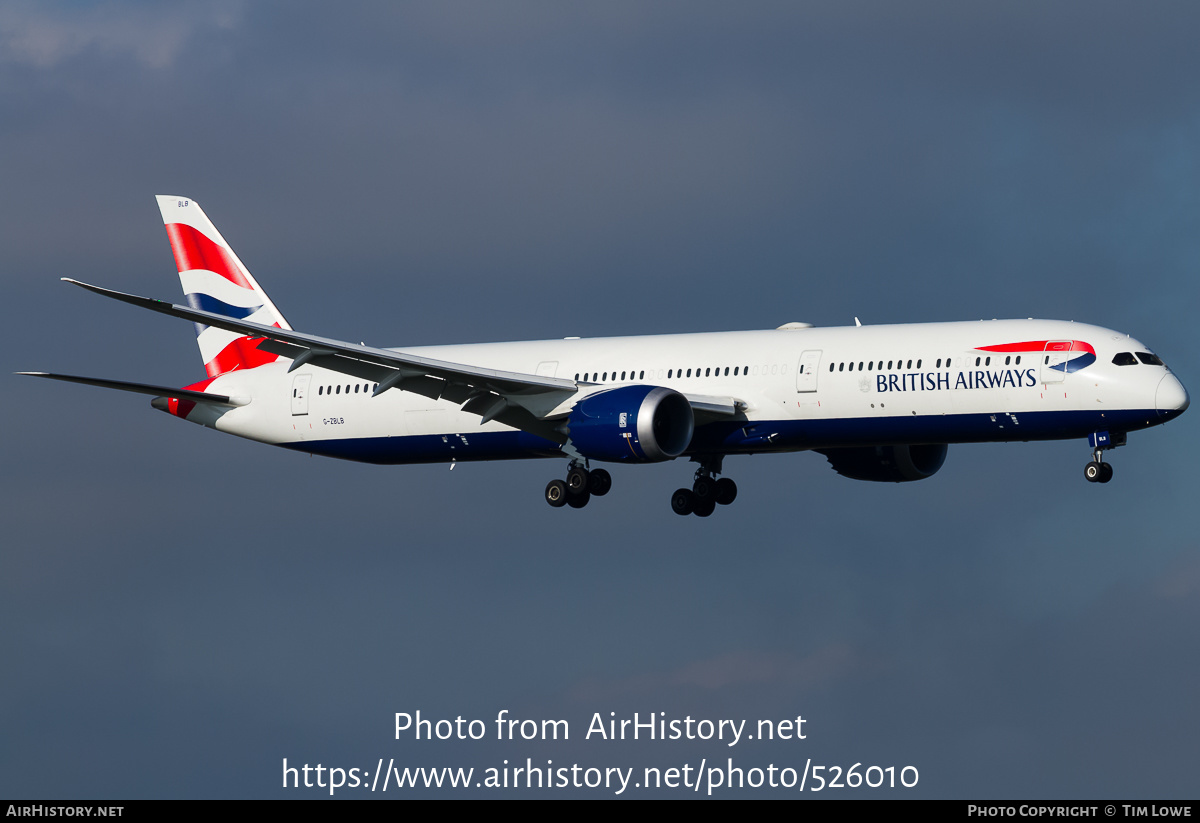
[1084,457,1113,483]
[1084,431,1125,484]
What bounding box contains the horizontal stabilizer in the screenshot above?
[17,372,240,406]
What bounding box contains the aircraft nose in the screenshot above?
[1156,373,1190,420]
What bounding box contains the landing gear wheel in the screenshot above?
[566,465,590,494]
[715,477,738,506]
[545,479,568,507]
[694,498,716,518]
[1084,461,1103,483]
[566,490,591,508]
[671,488,695,516]
[588,468,612,496]
[693,476,715,501]
[1099,463,1114,483]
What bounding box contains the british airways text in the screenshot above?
[876,369,1038,393]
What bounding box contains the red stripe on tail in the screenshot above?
[164,223,253,289]
[167,377,218,419]
[204,330,281,378]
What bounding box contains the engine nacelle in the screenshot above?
[566,385,694,463]
[818,443,948,482]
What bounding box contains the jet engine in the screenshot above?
[566,386,694,463]
[817,443,948,482]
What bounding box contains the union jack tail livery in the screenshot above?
[156,195,292,378]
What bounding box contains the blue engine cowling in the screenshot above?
[566,385,694,463]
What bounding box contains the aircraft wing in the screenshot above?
[681,393,742,417]
[64,279,745,441]
[65,279,581,440]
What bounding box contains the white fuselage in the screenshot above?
[179,318,1187,466]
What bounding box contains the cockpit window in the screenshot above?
[1112,352,1137,366]
[1136,352,1164,366]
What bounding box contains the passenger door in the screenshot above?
[1040,341,1072,384]
[796,350,822,392]
[291,374,311,415]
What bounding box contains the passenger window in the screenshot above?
[335,385,340,394]
[936,359,941,368]
[640,370,644,379]
[916,359,921,369]
[724,367,729,376]
[318,386,323,395]
[976,357,981,367]
[829,363,835,373]
[1136,352,1164,366]
[1016,356,1021,365]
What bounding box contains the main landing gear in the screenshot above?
[543,456,740,516]
[545,463,611,509]
[671,455,738,518]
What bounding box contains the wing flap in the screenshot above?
[682,393,744,417]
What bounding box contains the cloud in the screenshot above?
[0,1,241,69]
[1154,554,1200,601]
[568,644,860,703]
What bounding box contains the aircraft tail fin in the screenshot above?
[156,195,292,378]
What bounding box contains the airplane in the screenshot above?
[21,196,1190,517]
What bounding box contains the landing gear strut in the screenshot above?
[545,462,611,509]
[671,455,738,517]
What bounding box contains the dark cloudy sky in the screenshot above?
[3,2,1198,798]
